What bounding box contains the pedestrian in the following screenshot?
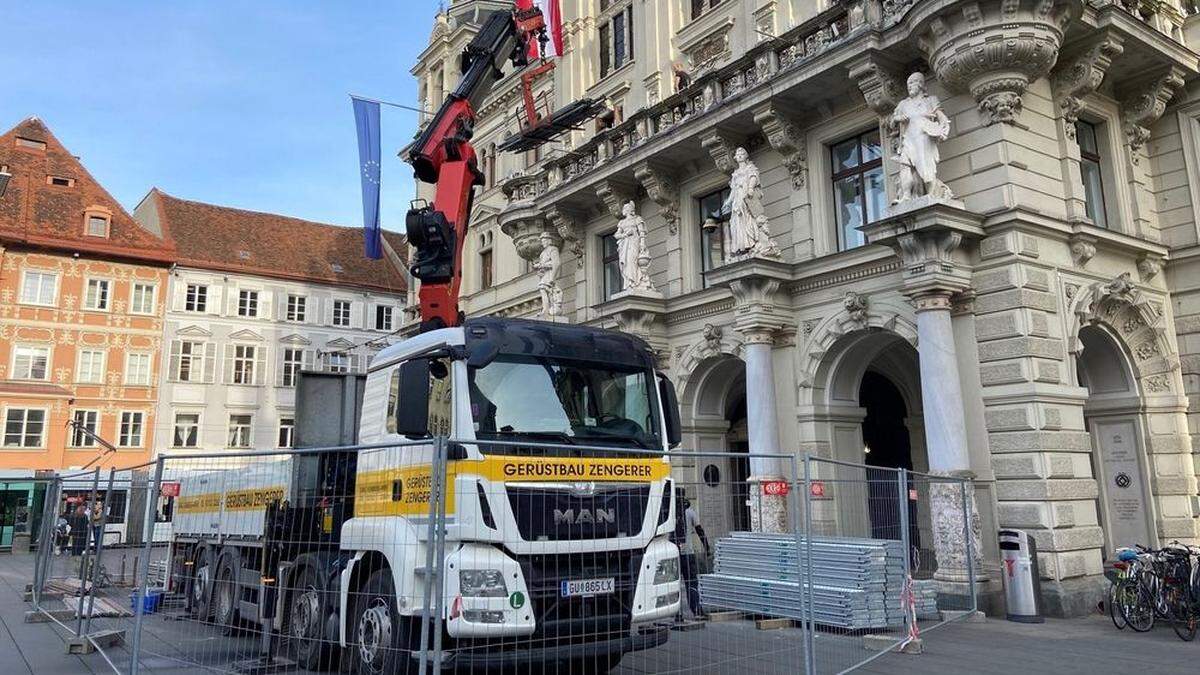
[67,504,87,556]
[89,501,105,552]
[54,511,70,556]
[670,487,710,619]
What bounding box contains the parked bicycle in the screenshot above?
[1105,542,1200,641]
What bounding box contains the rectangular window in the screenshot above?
[175,340,207,382]
[601,232,622,300]
[185,284,208,312]
[375,305,394,331]
[84,278,111,311]
[70,410,98,447]
[286,294,306,322]
[698,187,731,278]
[77,349,106,384]
[232,345,258,385]
[12,345,50,380]
[228,414,253,448]
[325,352,350,374]
[278,418,295,448]
[1075,120,1108,230]
[125,353,152,386]
[599,6,635,78]
[86,215,109,237]
[172,413,199,448]
[281,348,305,387]
[118,411,144,447]
[831,129,885,251]
[599,22,610,77]
[20,271,57,305]
[237,290,259,317]
[332,300,352,327]
[130,282,156,315]
[3,408,46,448]
[691,0,722,20]
[479,250,494,290]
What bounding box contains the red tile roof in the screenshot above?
[141,190,407,293]
[0,117,174,264]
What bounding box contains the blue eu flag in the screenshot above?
[352,96,383,259]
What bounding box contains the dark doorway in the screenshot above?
[726,394,751,532]
[859,371,919,546]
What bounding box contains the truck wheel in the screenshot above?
[288,566,337,671]
[351,569,414,675]
[189,547,213,621]
[213,555,239,634]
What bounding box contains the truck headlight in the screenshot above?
[653,557,679,584]
[459,569,508,597]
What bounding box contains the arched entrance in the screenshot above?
[680,355,750,539]
[1076,324,1156,555]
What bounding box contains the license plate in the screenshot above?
[560,577,615,598]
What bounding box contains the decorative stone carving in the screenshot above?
[595,179,637,220]
[545,206,583,259]
[890,72,953,204]
[848,55,907,116]
[1121,67,1186,160]
[752,103,807,188]
[1137,253,1163,282]
[500,216,558,262]
[614,201,656,294]
[702,323,723,353]
[633,163,680,235]
[534,232,563,317]
[843,291,869,328]
[700,129,738,174]
[725,148,782,261]
[918,0,1074,125]
[1051,32,1125,137]
[1069,234,1097,267]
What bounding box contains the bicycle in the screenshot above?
[1105,547,1139,630]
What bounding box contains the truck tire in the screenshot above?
[213,552,240,634]
[350,569,415,675]
[287,566,337,671]
[189,546,213,621]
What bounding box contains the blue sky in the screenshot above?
[0,1,440,231]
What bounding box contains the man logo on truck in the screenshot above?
[553,508,616,526]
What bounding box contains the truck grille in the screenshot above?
[519,550,642,642]
[506,485,650,541]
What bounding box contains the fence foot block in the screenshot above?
[941,609,986,623]
[708,611,743,623]
[671,618,707,632]
[66,637,95,655]
[755,617,794,630]
[24,608,74,624]
[863,634,922,655]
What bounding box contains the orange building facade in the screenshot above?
[0,118,174,470]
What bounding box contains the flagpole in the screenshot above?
[349,93,430,116]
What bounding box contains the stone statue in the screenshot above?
[891,72,953,203]
[534,232,563,317]
[723,147,780,261]
[615,201,655,293]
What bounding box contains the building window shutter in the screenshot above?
[256,346,267,386]
[168,340,182,381]
[223,344,235,384]
[203,342,218,383]
[260,291,273,321]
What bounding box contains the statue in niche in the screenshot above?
[891,72,953,203]
[724,147,781,261]
[615,201,655,293]
[534,232,563,317]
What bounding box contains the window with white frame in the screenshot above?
[278,417,295,448]
[324,352,351,374]
[375,305,394,331]
[185,284,208,312]
[83,278,111,311]
[230,344,260,385]
[70,410,98,447]
[332,300,352,327]
[85,214,110,237]
[171,340,212,383]
[12,345,50,380]
[228,414,253,448]
[280,348,305,387]
[19,270,57,306]
[238,290,259,317]
[125,353,152,386]
[830,129,885,251]
[598,2,634,79]
[130,282,156,315]
[1075,120,1109,229]
[3,408,46,448]
[172,413,200,448]
[77,348,106,384]
[286,294,307,322]
[118,411,145,447]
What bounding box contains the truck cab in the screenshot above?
[340,316,683,673]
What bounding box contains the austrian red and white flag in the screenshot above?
[518,0,563,59]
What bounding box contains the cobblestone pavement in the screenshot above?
[1,550,1196,674]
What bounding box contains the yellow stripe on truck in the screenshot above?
[352,455,668,518]
[175,486,286,515]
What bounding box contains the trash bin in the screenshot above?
[999,529,1044,623]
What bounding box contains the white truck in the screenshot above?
[168,317,684,674]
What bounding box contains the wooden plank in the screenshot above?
[707,610,744,623]
[755,617,794,630]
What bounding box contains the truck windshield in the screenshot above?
[468,355,660,454]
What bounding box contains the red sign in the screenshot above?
[909,489,919,501]
[809,481,825,497]
[160,482,181,498]
[762,480,791,496]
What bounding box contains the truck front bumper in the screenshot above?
[440,624,669,670]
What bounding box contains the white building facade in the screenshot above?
[135,190,407,456]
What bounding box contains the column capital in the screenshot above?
[911,289,956,313]
[705,257,793,337]
[861,201,984,300]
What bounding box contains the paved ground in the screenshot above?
[0,549,1197,673]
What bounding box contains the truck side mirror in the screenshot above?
[394,359,431,439]
[657,373,682,448]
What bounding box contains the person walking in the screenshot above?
[67,504,87,556]
[89,501,105,553]
[670,487,710,619]
[54,511,70,556]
